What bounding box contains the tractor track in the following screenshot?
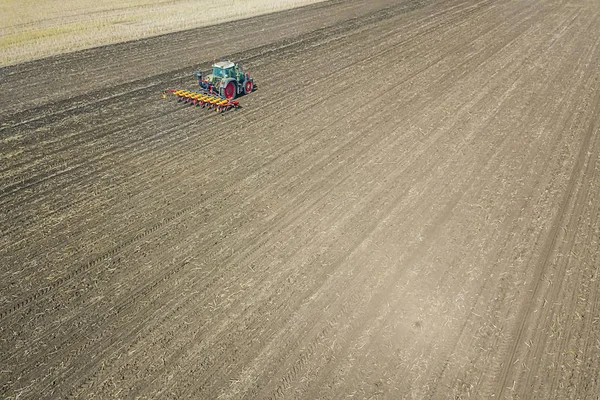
[2,0,599,399]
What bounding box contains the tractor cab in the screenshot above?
[212,61,236,78]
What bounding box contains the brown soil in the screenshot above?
[1,0,599,398]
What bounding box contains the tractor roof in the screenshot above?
[213,61,235,69]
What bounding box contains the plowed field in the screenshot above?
[1,0,599,398]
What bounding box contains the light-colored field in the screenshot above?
[0,0,326,66]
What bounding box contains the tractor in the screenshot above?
[197,60,254,100]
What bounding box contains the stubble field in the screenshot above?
[0,0,327,66]
[1,0,599,398]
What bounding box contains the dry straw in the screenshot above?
[0,0,327,66]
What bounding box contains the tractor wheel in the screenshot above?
[224,81,236,100]
[244,80,253,95]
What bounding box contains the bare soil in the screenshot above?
[1,0,599,398]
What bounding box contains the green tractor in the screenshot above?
[197,60,254,100]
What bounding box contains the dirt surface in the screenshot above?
[1,0,599,398]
